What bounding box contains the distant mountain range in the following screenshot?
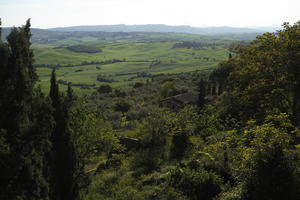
[49,24,280,35]
[1,24,281,45]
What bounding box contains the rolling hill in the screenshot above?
[1,24,275,94]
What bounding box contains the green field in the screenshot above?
[33,34,235,94]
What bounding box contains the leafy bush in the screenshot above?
[131,110,173,173]
[241,145,300,200]
[160,81,180,98]
[169,166,223,200]
[114,100,131,114]
[98,84,113,94]
[114,89,127,98]
[133,82,144,88]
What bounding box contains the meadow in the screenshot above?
[34,37,231,94]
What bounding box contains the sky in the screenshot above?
[0,0,299,28]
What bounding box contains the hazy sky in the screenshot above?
[0,0,299,28]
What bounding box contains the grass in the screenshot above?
[34,42,228,64]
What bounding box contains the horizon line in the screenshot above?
[2,23,283,30]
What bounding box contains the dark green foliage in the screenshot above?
[133,82,144,88]
[170,132,189,160]
[169,166,223,200]
[49,69,61,120]
[50,77,120,200]
[67,45,102,53]
[114,89,127,97]
[159,81,181,98]
[197,78,206,108]
[209,59,234,95]
[169,106,199,160]
[98,84,113,94]
[49,70,81,200]
[216,22,300,123]
[132,110,172,173]
[114,100,130,114]
[282,23,300,126]
[0,20,54,200]
[241,145,299,200]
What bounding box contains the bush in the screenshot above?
[114,100,131,114]
[131,110,173,173]
[159,81,181,98]
[127,110,138,121]
[98,84,112,94]
[133,82,144,88]
[241,145,300,200]
[114,89,127,98]
[137,108,149,119]
[169,166,223,200]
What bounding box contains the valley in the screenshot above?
[31,31,241,94]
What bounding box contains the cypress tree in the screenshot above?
[0,19,53,200]
[50,69,60,111]
[49,69,62,200]
[62,83,81,200]
[197,78,206,109]
[49,73,80,200]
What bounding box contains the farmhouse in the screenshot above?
[160,92,217,110]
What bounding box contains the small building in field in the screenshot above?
[159,92,216,111]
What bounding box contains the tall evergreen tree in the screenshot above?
[50,69,60,110]
[0,19,53,200]
[49,72,81,200]
[197,78,206,108]
[61,83,81,200]
[49,69,63,200]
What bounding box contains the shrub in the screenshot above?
[131,110,173,173]
[98,84,112,94]
[114,89,127,98]
[133,82,144,88]
[169,166,223,200]
[241,145,300,200]
[114,100,131,114]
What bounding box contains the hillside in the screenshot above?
[2,27,259,45]
[34,41,230,94]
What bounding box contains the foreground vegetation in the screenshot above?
[0,19,300,200]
